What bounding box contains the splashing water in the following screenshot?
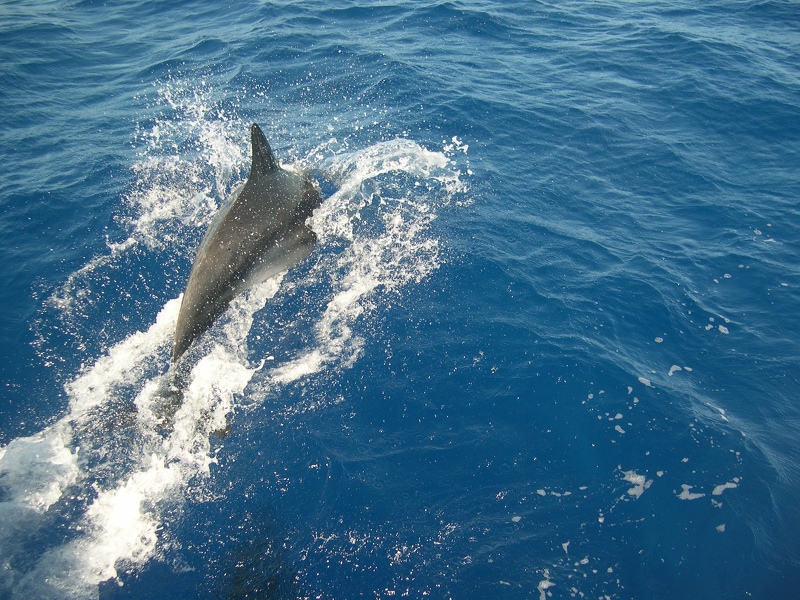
[0,80,469,598]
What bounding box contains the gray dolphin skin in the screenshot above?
[172,123,322,362]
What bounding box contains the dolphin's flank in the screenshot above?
[172,123,322,362]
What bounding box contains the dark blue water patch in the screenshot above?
[231,277,750,594]
[99,563,202,600]
[0,167,129,436]
[1,0,800,597]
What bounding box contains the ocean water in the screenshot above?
[1,0,799,598]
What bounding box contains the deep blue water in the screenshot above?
[1,0,799,598]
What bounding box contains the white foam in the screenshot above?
[677,484,705,500]
[66,298,180,417]
[621,469,652,499]
[263,138,464,389]
[537,569,555,600]
[712,481,739,496]
[15,455,181,600]
[0,422,78,514]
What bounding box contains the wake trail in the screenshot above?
[1,82,469,598]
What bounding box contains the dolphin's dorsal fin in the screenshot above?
[249,123,280,179]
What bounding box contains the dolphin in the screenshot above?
[172,123,322,362]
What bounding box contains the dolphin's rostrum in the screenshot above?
[172,123,322,362]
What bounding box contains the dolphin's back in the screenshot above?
[172,124,321,362]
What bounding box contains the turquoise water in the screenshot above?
[1,1,799,598]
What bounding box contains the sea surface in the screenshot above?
[1,1,799,598]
